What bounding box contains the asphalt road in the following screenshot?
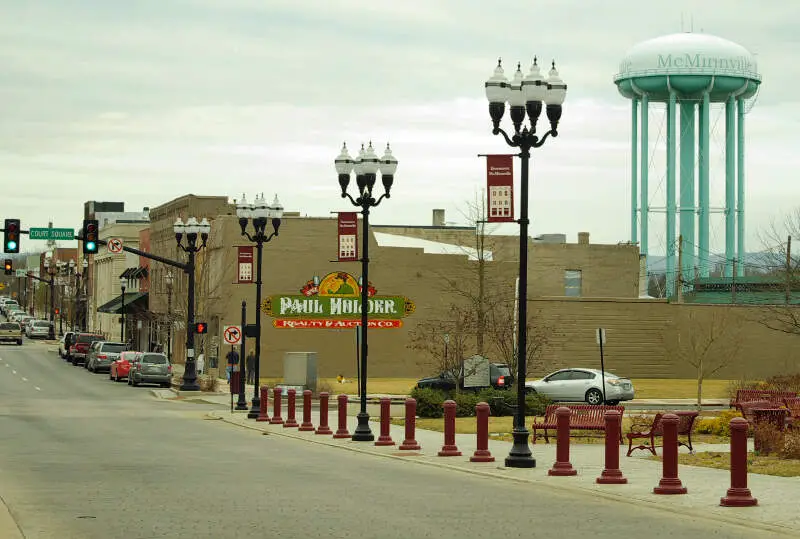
[0,341,788,539]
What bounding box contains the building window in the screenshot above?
[564,270,582,297]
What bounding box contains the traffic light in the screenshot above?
[4,219,20,253]
[54,308,60,315]
[194,322,208,334]
[83,219,99,254]
[3,259,11,276]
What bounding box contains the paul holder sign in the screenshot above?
[261,271,415,329]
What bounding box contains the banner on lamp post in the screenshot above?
[236,246,254,283]
[485,154,514,223]
[337,211,358,262]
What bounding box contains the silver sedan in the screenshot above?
[525,368,635,405]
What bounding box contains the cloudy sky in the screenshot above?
[1,0,798,256]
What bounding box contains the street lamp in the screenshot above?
[119,276,127,343]
[237,192,283,419]
[174,215,211,391]
[43,256,56,340]
[165,271,174,362]
[56,259,67,337]
[484,57,566,468]
[334,140,398,442]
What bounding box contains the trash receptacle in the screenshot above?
[230,369,241,395]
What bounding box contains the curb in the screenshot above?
[208,410,796,537]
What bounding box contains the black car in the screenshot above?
[416,363,513,391]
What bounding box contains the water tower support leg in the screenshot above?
[698,92,710,278]
[666,92,677,298]
[737,98,746,278]
[640,95,649,257]
[679,101,696,294]
[631,98,639,246]
[724,95,736,279]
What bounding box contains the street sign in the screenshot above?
[107,238,124,253]
[223,325,242,345]
[595,328,607,345]
[29,227,74,241]
[15,269,26,277]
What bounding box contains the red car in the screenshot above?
[110,351,139,382]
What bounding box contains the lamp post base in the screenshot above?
[179,381,201,391]
[505,428,536,468]
[235,397,249,411]
[248,396,261,419]
[351,412,375,442]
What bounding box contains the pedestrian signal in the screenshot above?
[194,322,208,334]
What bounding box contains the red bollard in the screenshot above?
[283,388,299,428]
[315,392,333,435]
[375,397,395,446]
[470,402,495,462]
[721,417,758,507]
[654,413,687,494]
[399,398,421,451]
[596,410,627,484]
[438,400,462,457]
[269,387,284,425]
[298,390,315,431]
[256,385,270,422]
[333,394,351,439]
[548,406,577,476]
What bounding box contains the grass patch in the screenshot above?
[392,416,729,445]
[649,452,800,477]
[260,377,417,395]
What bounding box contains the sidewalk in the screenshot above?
[185,399,799,535]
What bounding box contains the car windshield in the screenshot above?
[0,322,19,330]
[77,334,104,343]
[142,354,168,364]
[492,365,511,376]
[34,321,50,327]
[101,344,126,353]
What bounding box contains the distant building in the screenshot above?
[685,276,800,305]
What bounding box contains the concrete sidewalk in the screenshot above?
[190,400,799,536]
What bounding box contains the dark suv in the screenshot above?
[416,363,513,391]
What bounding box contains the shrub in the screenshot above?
[410,387,446,418]
[454,392,480,417]
[695,409,743,436]
[763,373,800,393]
[782,429,800,460]
[753,422,785,456]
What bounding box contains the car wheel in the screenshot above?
[585,388,604,406]
[17,340,22,346]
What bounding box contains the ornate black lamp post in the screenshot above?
[334,141,398,441]
[119,276,127,343]
[43,255,56,340]
[174,216,211,391]
[165,271,174,361]
[484,57,566,468]
[71,258,88,331]
[236,193,283,419]
[56,259,67,337]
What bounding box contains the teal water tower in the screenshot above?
[614,33,761,297]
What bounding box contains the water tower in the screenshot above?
[615,33,761,296]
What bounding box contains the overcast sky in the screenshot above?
[1,0,798,256]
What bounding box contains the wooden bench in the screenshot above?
[626,411,699,456]
[531,404,625,444]
[736,400,781,424]
[730,389,797,409]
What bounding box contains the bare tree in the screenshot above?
[676,309,742,409]
[756,209,800,335]
[485,297,553,378]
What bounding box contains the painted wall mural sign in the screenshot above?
[261,271,415,329]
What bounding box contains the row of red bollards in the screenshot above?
[250,390,756,507]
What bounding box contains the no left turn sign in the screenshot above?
[107,238,124,254]
[223,325,242,345]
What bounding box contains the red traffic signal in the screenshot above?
[55,308,60,315]
[194,322,208,334]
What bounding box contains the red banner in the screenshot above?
[237,246,254,283]
[486,154,514,223]
[337,212,358,262]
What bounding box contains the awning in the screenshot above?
[120,267,148,280]
[97,292,149,314]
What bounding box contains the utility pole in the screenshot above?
[676,235,683,303]
[786,235,792,305]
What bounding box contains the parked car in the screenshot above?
[17,316,33,332]
[58,331,76,359]
[416,362,514,391]
[70,333,105,365]
[1,300,19,315]
[524,368,635,405]
[86,341,127,373]
[128,352,172,388]
[110,350,139,382]
[0,322,23,345]
[26,320,52,339]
